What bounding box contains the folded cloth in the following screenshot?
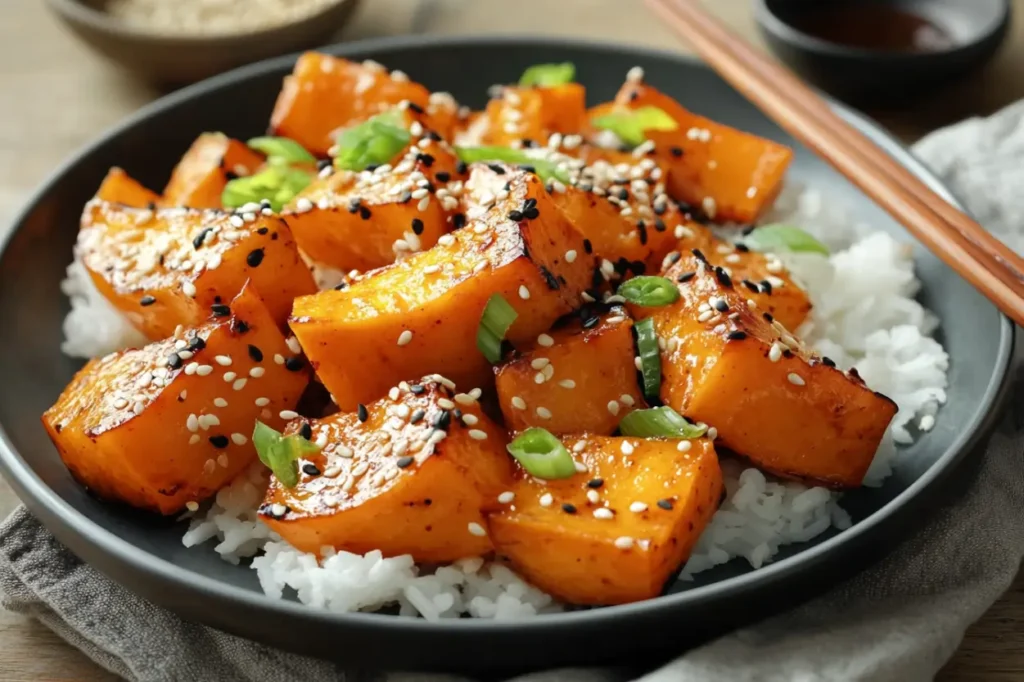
[4,103,1024,682]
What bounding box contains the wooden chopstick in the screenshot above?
[645,0,1024,327]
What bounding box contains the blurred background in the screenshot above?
[0,0,1021,680]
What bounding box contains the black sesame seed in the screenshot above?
[167,352,183,369]
[435,171,451,183]
[654,218,666,232]
[246,248,265,268]
[666,252,682,266]
[727,330,747,341]
[302,463,321,476]
[735,243,750,253]
[587,478,604,489]
[231,320,249,334]
[692,248,708,263]
[396,456,414,469]
[540,266,560,290]
[637,221,648,245]
[508,210,524,222]
[488,163,507,175]
[762,312,774,323]
[409,384,425,395]
[653,203,667,216]
[714,266,733,288]
[849,367,862,380]
[209,435,229,449]
[616,188,629,201]
[417,153,435,168]
[822,356,837,368]
[582,316,600,329]
[347,198,361,214]
[358,206,372,220]
[192,227,213,249]
[334,282,348,291]
[523,207,539,220]
[257,227,269,235]
[656,499,674,510]
[399,190,412,204]
[519,164,536,174]
[271,232,278,240]
[188,336,206,352]
[211,304,231,317]
[456,161,468,175]
[140,295,156,307]
[357,404,368,422]
[410,409,426,424]
[284,356,305,372]
[783,349,795,358]
[411,218,424,235]
[146,201,157,210]
[714,299,729,313]
[583,239,593,254]
[629,90,640,101]
[670,146,684,157]
[677,271,696,283]
[452,213,466,229]
[742,279,760,293]
[759,280,773,295]
[407,102,425,114]
[247,345,263,362]
[433,410,451,431]
[316,159,332,171]
[561,503,577,514]
[629,260,647,276]
[299,423,313,440]
[365,164,379,173]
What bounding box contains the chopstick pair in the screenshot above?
[645,0,1024,327]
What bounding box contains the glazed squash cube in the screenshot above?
[633,264,895,487]
[660,227,812,332]
[283,134,464,271]
[42,285,310,515]
[495,308,646,434]
[161,133,265,208]
[608,81,793,223]
[96,168,160,207]
[290,165,594,411]
[260,376,512,562]
[488,435,722,605]
[483,83,587,146]
[78,201,316,340]
[270,52,431,156]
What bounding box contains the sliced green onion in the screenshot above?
[619,407,707,439]
[617,276,680,307]
[743,224,829,256]
[634,317,662,399]
[454,146,570,184]
[591,106,678,147]
[519,62,576,87]
[477,293,518,363]
[222,165,312,212]
[334,110,411,172]
[506,428,577,479]
[247,136,316,164]
[252,420,321,488]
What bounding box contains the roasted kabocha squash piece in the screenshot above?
[96,168,160,207]
[488,435,722,605]
[630,262,895,487]
[78,201,316,340]
[289,165,595,411]
[42,285,310,515]
[283,122,465,272]
[161,133,265,209]
[495,307,646,434]
[260,376,512,562]
[604,76,792,223]
[482,83,587,146]
[270,53,432,157]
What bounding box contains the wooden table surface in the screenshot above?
[1,0,1022,679]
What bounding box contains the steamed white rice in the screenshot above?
[62,184,950,617]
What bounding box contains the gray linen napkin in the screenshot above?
[4,102,1024,682]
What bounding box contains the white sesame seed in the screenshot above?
[678,440,692,452]
[621,441,634,455]
[279,410,299,420]
[539,493,553,507]
[188,434,201,445]
[254,397,270,407]
[231,433,247,445]
[919,414,936,431]
[216,453,229,468]
[469,388,483,399]
[565,249,577,263]
[417,196,430,211]
[518,285,531,300]
[336,444,354,459]
[574,460,588,473]
[285,337,302,355]
[438,234,455,246]
[511,396,527,410]
[587,490,600,504]
[388,387,401,401]
[626,65,644,82]
[192,364,211,376]
[468,522,487,537]
[113,397,128,409]
[462,414,479,426]
[707,427,718,441]
[214,355,232,366]
[213,398,228,408]
[536,407,552,420]
[249,367,265,378]
[315,433,329,448]
[594,508,614,520]
[274,354,285,365]
[468,429,488,441]
[537,334,554,347]
[397,330,413,346]
[769,343,783,363]
[438,398,456,410]
[787,373,806,386]
[614,536,635,549]
[619,394,635,407]
[394,404,411,418]
[573,440,588,453]
[186,414,199,432]
[531,358,550,370]
[498,491,515,504]
[607,400,620,416]
[454,393,475,406]
[182,281,197,298]
[558,379,576,389]
[231,378,246,391]
[630,502,648,513]
[185,501,199,512]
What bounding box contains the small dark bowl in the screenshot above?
[45,0,362,85]
[755,0,1011,106]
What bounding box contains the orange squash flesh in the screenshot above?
[482,84,587,146]
[488,435,722,605]
[78,200,316,340]
[41,286,310,515]
[631,265,895,487]
[161,133,265,209]
[608,82,793,224]
[96,168,160,207]
[261,377,512,562]
[270,53,432,157]
[495,308,646,434]
[289,165,595,411]
[284,135,464,272]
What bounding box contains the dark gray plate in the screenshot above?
[0,36,1013,674]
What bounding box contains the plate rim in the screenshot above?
[0,33,1014,636]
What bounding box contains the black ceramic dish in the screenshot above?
[755,0,1011,106]
[0,36,1013,674]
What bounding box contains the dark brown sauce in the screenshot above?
[787,4,956,53]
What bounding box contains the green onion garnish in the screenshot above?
[634,317,662,399]
[591,106,678,147]
[252,420,321,488]
[518,62,576,88]
[333,110,411,172]
[247,136,316,165]
[619,406,707,439]
[506,428,577,479]
[222,165,312,212]
[743,224,829,256]
[477,293,518,363]
[617,276,680,307]
[454,146,570,184]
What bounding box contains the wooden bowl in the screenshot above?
[45,0,363,85]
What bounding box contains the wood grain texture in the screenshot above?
[0,0,1021,679]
